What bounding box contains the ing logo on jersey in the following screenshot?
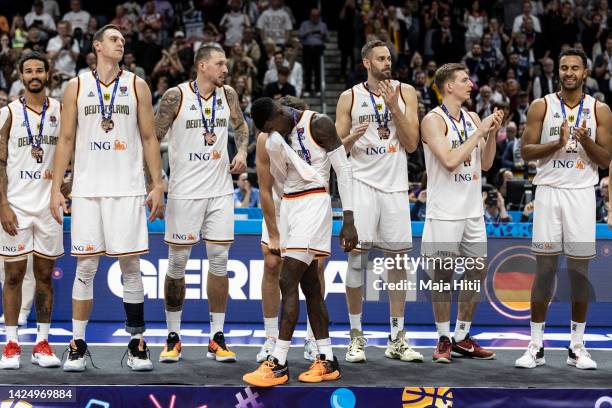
[114,140,127,150]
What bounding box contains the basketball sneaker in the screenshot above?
[62,339,89,372]
[256,337,276,363]
[243,356,289,387]
[31,340,61,367]
[385,330,423,362]
[207,331,236,362]
[303,338,318,361]
[0,341,21,369]
[298,354,341,383]
[126,338,153,371]
[451,334,495,359]
[433,336,452,363]
[159,332,182,363]
[515,342,545,368]
[345,329,367,363]
[567,343,597,370]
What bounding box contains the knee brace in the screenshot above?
[72,256,100,300]
[345,252,365,288]
[166,245,192,279]
[206,243,230,277]
[119,255,144,304]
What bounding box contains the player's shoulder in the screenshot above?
[527,97,548,115]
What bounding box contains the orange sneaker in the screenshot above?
[298,355,341,383]
[207,331,236,362]
[243,356,289,387]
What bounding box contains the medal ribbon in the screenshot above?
[290,109,311,165]
[440,103,468,144]
[193,81,216,136]
[364,82,389,130]
[21,96,47,151]
[93,69,121,127]
[559,93,584,132]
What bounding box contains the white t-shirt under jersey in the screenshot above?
[424,107,483,220]
[533,93,599,189]
[349,80,409,193]
[167,82,233,199]
[6,97,61,213]
[72,70,145,197]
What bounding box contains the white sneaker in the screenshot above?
[567,343,597,370]
[0,315,4,324]
[62,339,88,372]
[31,340,60,368]
[126,338,153,371]
[18,314,28,326]
[303,338,318,362]
[0,341,21,369]
[345,329,367,363]
[384,330,423,362]
[515,342,545,368]
[256,337,276,363]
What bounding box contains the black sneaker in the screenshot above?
[62,339,93,372]
[207,331,236,362]
[159,332,182,363]
[124,338,153,371]
[243,356,289,387]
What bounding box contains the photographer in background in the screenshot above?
[483,188,512,223]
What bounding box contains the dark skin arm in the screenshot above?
[0,112,17,236]
[311,114,358,252]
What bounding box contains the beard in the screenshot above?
[561,76,583,91]
[26,79,46,93]
[372,66,392,81]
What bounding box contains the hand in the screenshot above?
[379,80,400,112]
[558,120,569,148]
[575,120,589,145]
[49,190,68,225]
[480,110,503,136]
[350,122,369,141]
[523,201,534,216]
[268,234,281,256]
[146,185,165,222]
[497,192,505,210]
[339,219,358,252]
[488,107,504,135]
[0,204,18,236]
[230,150,247,174]
[417,190,427,203]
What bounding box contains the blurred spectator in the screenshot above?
[483,190,512,223]
[0,90,7,108]
[24,26,46,54]
[597,177,609,223]
[432,15,463,64]
[512,1,542,33]
[172,31,193,73]
[123,51,146,79]
[506,34,534,90]
[464,0,487,50]
[234,173,259,208]
[520,201,534,222]
[532,57,558,99]
[152,75,169,111]
[46,21,80,76]
[299,8,327,97]
[232,75,251,99]
[500,121,522,170]
[34,0,61,22]
[152,43,185,87]
[111,5,133,34]
[512,91,530,125]
[25,0,56,33]
[134,25,162,75]
[338,0,356,78]
[409,172,427,221]
[414,70,435,111]
[476,85,494,117]
[153,0,174,32]
[11,16,27,49]
[220,0,251,49]
[63,0,91,35]
[193,25,223,51]
[78,52,96,75]
[263,50,286,85]
[284,45,303,97]
[582,12,608,59]
[463,41,490,86]
[481,32,505,75]
[139,1,164,36]
[228,42,257,93]
[488,17,510,54]
[182,1,204,41]
[496,168,515,199]
[256,0,293,47]
[122,0,142,21]
[263,65,296,99]
[47,70,68,101]
[241,26,261,64]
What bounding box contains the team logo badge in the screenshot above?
[361,101,368,108]
[216,98,223,110]
[190,105,197,111]
[569,114,575,123]
[205,106,212,116]
[119,86,128,96]
[88,91,95,97]
[554,112,560,118]
[103,93,110,101]
[49,115,58,127]
[376,103,383,111]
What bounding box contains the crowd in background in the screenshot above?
[0,0,610,223]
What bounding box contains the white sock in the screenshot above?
[454,320,471,342]
[35,323,50,343]
[306,317,314,340]
[349,313,362,331]
[570,320,585,348]
[390,316,404,340]
[72,319,88,341]
[5,326,17,343]
[210,312,225,336]
[271,339,291,365]
[166,310,182,335]
[264,317,279,339]
[130,333,143,340]
[316,338,333,361]
[436,321,451,339]
[530,321,545,348]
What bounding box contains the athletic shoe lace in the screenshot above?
[35,340,54,356]
[61,343,99,368]
[259,359,276,372]
[121,341,151,368]
[348,336,366,353]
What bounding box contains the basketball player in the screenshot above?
[334,39,421,363]
[420,63,503,363]
[515,49,612,370]
[256,95,326,363]
[0,52,64,369]
[50,25,166,372]
[243,97,357,386]
[153,45,248,363]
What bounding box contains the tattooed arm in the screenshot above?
[225,85,248,174]
[0,108,17,236]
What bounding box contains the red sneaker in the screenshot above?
[452,335,496,359]
[0,341,21,369]
[433,336,452,363]
[32,339,61,367]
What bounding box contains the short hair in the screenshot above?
[194,44,225,64]
[434,63,468,93]
[251,97,277,130]
[361,39,387,60]
[92,24,121,55]
[278,95,307,110]
[18,51,49,73]
[558,48,588,69]
[277,66,290,76]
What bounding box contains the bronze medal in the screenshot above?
[377,126,390,140]
[203,132,217,146]
[31,146,44,163]
[101,118,114,132]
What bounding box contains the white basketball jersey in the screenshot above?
[167,82,233,199]
[533,93,599,188]
[6,97,61,213]
[424,107,483,220]
[72,70,145,197]
[349,80,409,192]
[283,110,330,194]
